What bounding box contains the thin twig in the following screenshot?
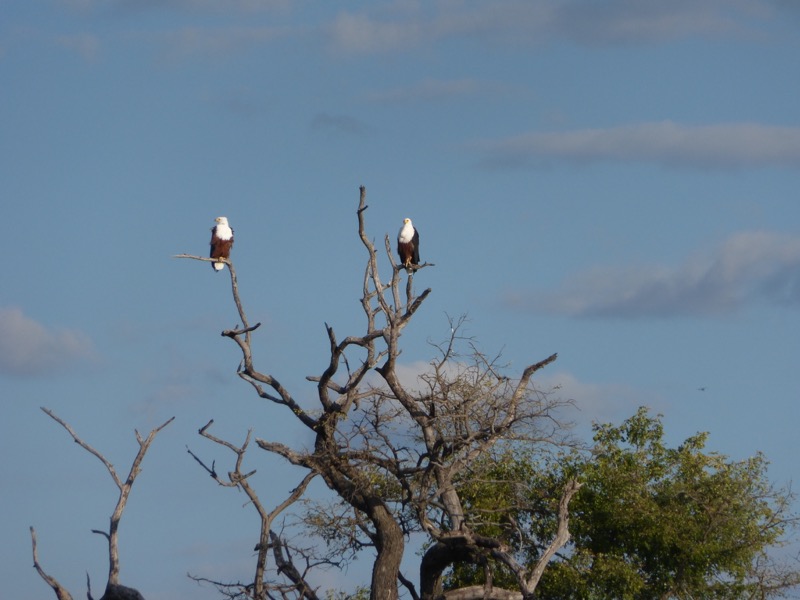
[41,407,123,489]
[196,421,317,598]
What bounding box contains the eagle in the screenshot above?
[397,218,420,271]
[209,216,234,271]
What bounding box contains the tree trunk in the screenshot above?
[369,502,404,600]
[420,540,478,600]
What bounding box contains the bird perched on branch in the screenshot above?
[209,216,234,271]
[397,217,420,272]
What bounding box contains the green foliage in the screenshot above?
[547,407,796,599]
[448,408,799,599]
[325,586,370,600]
[444,446,563,589]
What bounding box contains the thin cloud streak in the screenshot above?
[554,0,771,45]
[478,122,800,170]
[366,77,485,104]
[537,371,660,428]
[381,362,655,432]
[0,307,96,377]
[55,1,784,62]
[325,3,560,54]
[326,0,778,55]
[62,0,292,13]
[156,25,291,61]
[507,231,800,318]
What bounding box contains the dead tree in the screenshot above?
[186,422,319,600]
[31,408,173,600]
[178,186,575,600]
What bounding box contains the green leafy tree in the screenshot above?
[448,408,799,599]
[552,407,799,599]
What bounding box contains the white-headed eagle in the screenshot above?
[210,216,234,271]
[397,218,420,271]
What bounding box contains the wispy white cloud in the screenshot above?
[326,0,779,55]
[553,0,772,45]
[56,0,783,61]
[536,370,660,428]
[326,3,561,54]
[327,11,425,54]
[156,25,290,61]
[370,361,654,432]
[478,122,800,170]
[0,307,95,377]
[506,231,800,318]
[362,360,471,398]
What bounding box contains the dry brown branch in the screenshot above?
[525,479,583,591]
[190,421,318,598]
[269,531,322,600]
[41,407,123,488]
[35,408,173,598]
[173,253,224,264]
[177,255,321,432]
[173,254,252,346]
[30,527,74,600]
[382,233,434,308]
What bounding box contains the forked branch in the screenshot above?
[36,408,173,594]
[525,478,583,590]
[190,421,318,598]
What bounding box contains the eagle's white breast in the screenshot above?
[398,221,415,243]
[214,221,233,240]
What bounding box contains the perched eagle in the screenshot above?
[209,216,234,271]
[397,218,420,271]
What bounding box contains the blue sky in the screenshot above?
[2,1,800,598]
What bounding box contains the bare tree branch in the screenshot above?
[525,478,582,591]
[41,407,124,489]
[269,531,321,600]
[30,527,75,600]
[191,421,319,598]
[36,408,173,597]
[184,186,570,600]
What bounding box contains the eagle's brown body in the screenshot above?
[397,218,420,271]
[210,216,234,271]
